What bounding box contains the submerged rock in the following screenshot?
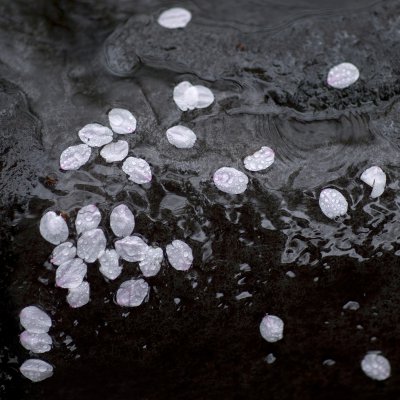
[116,278,149,307]
[19,306,52,334]
[39,211,69,245]
[20,359,54,383]
[166,240,193,271]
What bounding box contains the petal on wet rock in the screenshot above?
[78,123,113,147]
[51,242,76,266]
[192,85,214,109]
[327,62,359,89]
[166,125,197,149]
[319,188,348,219]
[244,146,275,172]
[122,157,152,184]
[259,314,284,343]
[99,249,122,280]
[360,166,386,198]
[173,81,198,111]
[115,236,148,262]
[116,278,149,307]
[139,246,163,277]
[158,7,192,29]
[60,144,91,171]
[108,108,137,134]
[56,258,87,289]
[166,240,193,271]
[20,306,52,334]
[40,211,69,245]
[67,281,90,308]
[20,331,52,354]
[110,204,135,237]
[361,352,391,381]
[75,204,101,235]
[77,228,106,263]
[213,167,248,194]
[100,140,129,162]
[20,359,53,383]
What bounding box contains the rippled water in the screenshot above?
[1,0,400,398]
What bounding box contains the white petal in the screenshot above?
[56,258,87,289]
[213,167,248,194]
[20,306,52,334]
[60,144,91,171]
[78,123,113,147]
[116,278,149,307]
[99,249,122,280]
[192,85,214,109]
[361,353,391,381]
[108,108,137,134]
[77,228,106,263]
[75,204,101,235]
[327,62,359,89]
[259,314,284,343]
[110,204,135,237]
[139,246,163,277]
[20,359,53,383]
[67,281,90,308]
[20,331,52,353]
[100,140,129,162]
[40,211,69,245]
[158,7,192,29]
[166,125,197,149]
[319,188,348,219]
[115,236,148,262]
[122,157,152,184]
[173,81,198,111]
[51,242,76,266]
[360,166,386,198]
[343,301,360,311]
[244,146,275,172]
[166,240,193,271]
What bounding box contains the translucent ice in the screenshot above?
[166,240,193,271]
[213,167,248,194]
[40,211,69,245]
[327,62,359,89]
[20,359,53,382]
[77,228,106,263]
[116,278,149,307]
[60,144,91,171]
[158,7,192,29]
[108,108,137,134]
[319,188,348,219]
[100,140,129,162]
[20,306,52,334]
[259,314,284,343]
[173,81,214,111]
[361,352,391,381]
[67,281,90,308]
[99,249,122,280]
[75,204,101,235]
[122,157,152,184]
[166,125,197,149]
[56,258,87,289]
[20,331,52,353]
[244,146,275,172]
[139,246,163,277]
[110,204,135,237]
[78,123,113,147]
[115,236,148,262]
[51,242,76,266]
[360,166,386,198]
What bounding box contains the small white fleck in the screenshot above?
[343,301,360,311]
[158,7,192,29]
[265,353,276,364]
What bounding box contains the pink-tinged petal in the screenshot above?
[122,157,152,184]
[20,306,52,334]
[244,146,275,172]
[20,359,53,382]
[67,281,90,308]
[327,62,359,89]
[40,211,69,245]
[99,249,122,280]
[77,228,106,263]
[100,140,129,162]
[60,144,91,170]
[213,167,248,194]
[116,278,149,307]
[51,242,76,266]
[166,240,193,271]
[115,236,148,262]
[20,331,52,353]
[75,204,101,235]
[319,188,348,219]
[139,246,163,277]
[110,204,135,237]
[56,258,87,289]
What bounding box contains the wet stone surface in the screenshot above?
[2,0,400,399]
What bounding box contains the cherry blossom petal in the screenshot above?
[75,204,101,235]
[40,211,69,245]
[20,331,52,354]
[122,157,152,184]
[213,167,248,194]
[361,352,391,381]
[116,278,149,307]
[77,228,106,263]
[244,146,275,172]
[166,240,193,271]
[67,281,90,308]
[20,306,52,334]
[158,7,192,29]
[100,140,129,162]
[319,188,348,219]
[78,123,113,147]
[51,242,76,266]
[166,125,197,149]
[56,258,87,289]
[60,144,91,171]
[139,246,163,277]
[99,249,122,280]
[115,236,148,262]
[20,359,53,383]
[327,62,359,89]
[259,314,284,343]
[108,108,137,134]
[173,81,198,111]
[192,85,214,109]
[110,204,135,237]
[360,166,386,198]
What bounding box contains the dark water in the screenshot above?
[1,0,400,398]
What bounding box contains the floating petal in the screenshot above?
[192,85,214,109]
[39,211,69,245]
[244,146,275,172]
[75,204,101,235]
[100,140,129,162]
[110,204,135,237]
[56,258,87,289]
[139,246,163,277]
[77,228,106,263]
[158,7,192,29]
[20,331,52,354]
[108,108,137,134]
[60,144,91,171]
[67,281,90,308]
[122,157,152,184]
[51,242,76,266]
[213,167,248,194]
[78,123,113,147]
[327,62,359,89]
[115,236,148,262]
[173,81,198,111]
[166,125,197,149]
[166,240,193,271]
[259,314,284,343]
[319,188,348,219]
[116,278,149,307]
[20,306,52,334]
[20,359,53,383]
[360,166,386,198]
[361,353,391,381]
[99,249,122,280]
